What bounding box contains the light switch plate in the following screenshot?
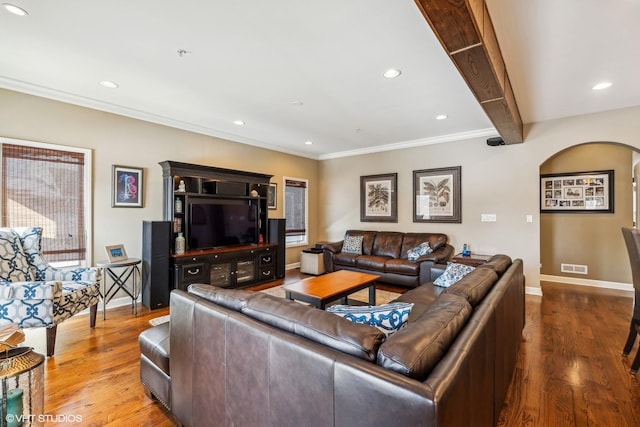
[481,214,497,222]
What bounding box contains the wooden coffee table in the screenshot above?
[284,270,380,309]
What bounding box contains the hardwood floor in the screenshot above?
[26,274,640,426]
[498,281,640,427]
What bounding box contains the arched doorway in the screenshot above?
[539,142,637,288]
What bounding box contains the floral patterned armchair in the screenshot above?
[0,227,100,356]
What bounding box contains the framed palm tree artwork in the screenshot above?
[413,166,461,223]
[360,173,398,222]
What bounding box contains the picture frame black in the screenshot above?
[540,170,614,213]
[268,183,277,210]
[360,173,398,222]
[112,165,144,208]
[413,166,462,223]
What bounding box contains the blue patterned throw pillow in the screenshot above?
[326,302,414,336]
[342,235,364,255]
[407,241,432,261]
[433,262,475,288]
[0,230,33,282]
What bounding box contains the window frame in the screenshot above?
[0,137,93,266]
[283,176,308,248]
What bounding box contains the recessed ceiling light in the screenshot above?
[435,114,448,120]
[99,80,119,89]
[233,120,245,126]
[304,141,313,145]
[383,68,402,79]
[592,81,612,91]
[2,3,28,16]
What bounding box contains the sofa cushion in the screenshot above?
[433,263,475,288]
[477,254,512,275]
[372,232,403,258]
[377,293,472,380]
[444,267,499,307]
[342,235,364,255]
[188,283,256,311]
[392,283,446,321]
[326,302,414,336]
[384,259,419,276]
[241,292,386,361]
[355,255,389,271]
[407,242,432,261]
[333,253,358,267]
[0,229,33,282]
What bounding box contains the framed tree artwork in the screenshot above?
[413,166,461,223]
[360,173,398,222]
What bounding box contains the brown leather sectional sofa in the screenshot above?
[139,254,525,427]
[320,230,454,287]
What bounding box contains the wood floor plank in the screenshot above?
[21,273,640,426]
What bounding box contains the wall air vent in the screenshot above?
[561,263,588,275]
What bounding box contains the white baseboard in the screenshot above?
[540,274,633,293]
[286,262,301,270]
[525,286,543,296]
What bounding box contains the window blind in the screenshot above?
[2,144,86,262]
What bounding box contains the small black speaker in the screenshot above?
[487,137,505,146]
[268,218,286,279]
[142,221,171,309]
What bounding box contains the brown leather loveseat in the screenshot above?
[320,230,454,287]
[139,254,524,427]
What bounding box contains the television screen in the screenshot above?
[188,200,258,250]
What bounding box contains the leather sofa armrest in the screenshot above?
[316,240,343,254]
[416,245,453,285]
[416,244,453,264]
[430,264,447,282]
[316,241,343,272]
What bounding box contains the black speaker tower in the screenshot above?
[268,218,286,279]
[142,220,171,309]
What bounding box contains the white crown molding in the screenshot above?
[318,128,499,160]
[0,77,499,161]
[0,77,321,160]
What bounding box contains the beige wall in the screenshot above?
[0,88,318,266]
[540,143,633,282]
[319,106,640,290]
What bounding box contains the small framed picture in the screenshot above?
[105,244,128,263]
[112,165,144,208]
[268,183,277,209]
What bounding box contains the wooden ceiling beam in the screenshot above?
[414,0,524,144]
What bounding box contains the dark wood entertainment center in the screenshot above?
[160,161,282,292]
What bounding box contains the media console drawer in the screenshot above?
[171,244,278,290]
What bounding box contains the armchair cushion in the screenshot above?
[0,230,33,282]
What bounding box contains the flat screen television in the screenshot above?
[188,199,258,250]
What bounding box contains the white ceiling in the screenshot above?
[1,1,638,159]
